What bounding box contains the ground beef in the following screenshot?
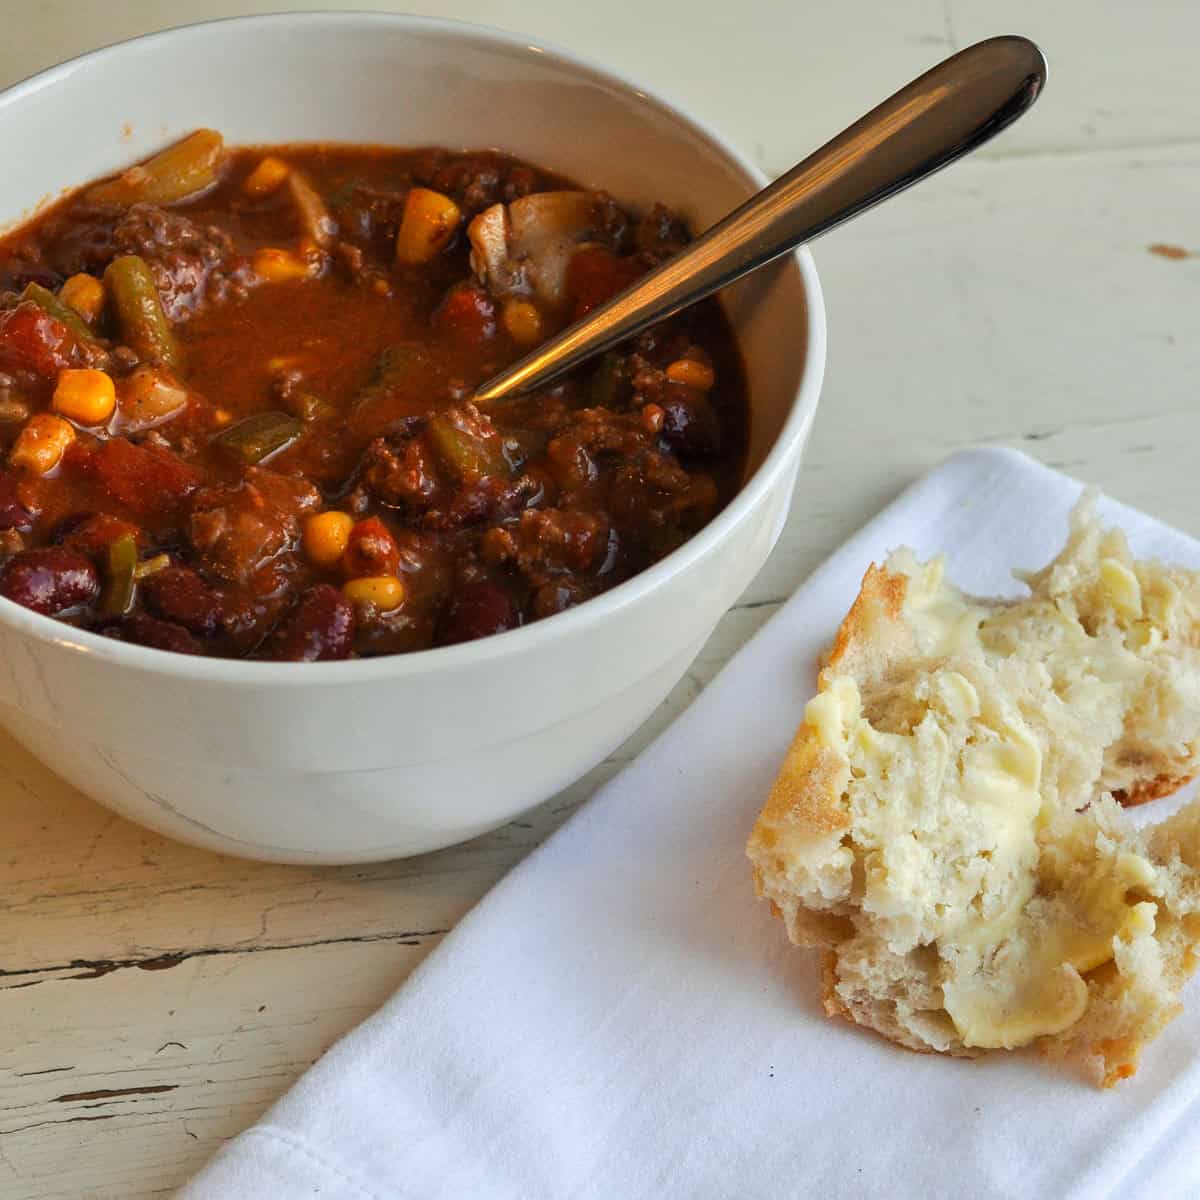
[501,166,540,203]
[411,151,543,212]
[462,170,501,213]
[628,353,669,405]
[636,203,691,265]
[112,204,250,321]
[0,203,118,285]
[589,192,633,253]
[330,186,408,247]
[362,435,440,511]
[188,468,320,583]
[493,507,614,581]
[545,409,654,488]
[423,473,544,532]
[608,453,718,532]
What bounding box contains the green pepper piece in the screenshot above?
[104,255,180,369]
[86,129,224,208]
[21,283,99,344]
[102,532,139,616]
[426,413,509,482]
[133,552,171,581]
[351,343,429,414]
[212,411,303,465]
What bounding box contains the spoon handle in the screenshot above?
[475,35,1046,404]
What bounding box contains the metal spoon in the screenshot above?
[475,35,1046,405]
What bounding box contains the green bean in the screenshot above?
[104,256,179,369]
[102,533,138,616]
[20,283,98,344]
[86,129,224,208]
[426,414,508,482]
[212,411,302,465]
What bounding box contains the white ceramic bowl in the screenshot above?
[0,13,825,863]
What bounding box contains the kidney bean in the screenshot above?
[273,584,355,661]
[436,579,519,646]
[0,546,100,615]
[48,511,96,544]
[0,473,34,531]
[658,388,721,457]
[141,565,224,636]
[433,284,496,345]
[104,614,200,655]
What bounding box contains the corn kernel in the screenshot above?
[133,553,171,581]
[303,511,355,569]
[395,188,462,264]
[253,247,317,283]
[9,413,76,475]
[343,575,406,612]
[243,155,290,197]
[502,299,544,347]
[665,359,715,390]
[59,274,106,324]
[53,368,117,425]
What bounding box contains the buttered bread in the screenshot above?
[747,495,1200,1084]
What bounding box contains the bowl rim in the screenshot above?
[0,9,826,686]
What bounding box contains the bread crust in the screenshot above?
[1114,772,1195,808]
[749,564,908,852]
[822,563,909,680]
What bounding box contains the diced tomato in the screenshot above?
[434,284,496,345]
[91,437,201,521]
[565,247,642,321]
[60,513,144,557]
[342,515,401,577]
[0,302,78,379]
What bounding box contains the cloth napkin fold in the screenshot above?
[180,447,1200,1200]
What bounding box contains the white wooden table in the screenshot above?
[1,3,1196,1196]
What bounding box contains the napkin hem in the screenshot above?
[234,1126,401,1200]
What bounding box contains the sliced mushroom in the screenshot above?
[467,191,594,308]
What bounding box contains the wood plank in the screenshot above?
[0,940,417,1199]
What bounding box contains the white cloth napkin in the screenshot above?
[179,447,1200,1200]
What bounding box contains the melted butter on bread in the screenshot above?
[749,494,1200,1083]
